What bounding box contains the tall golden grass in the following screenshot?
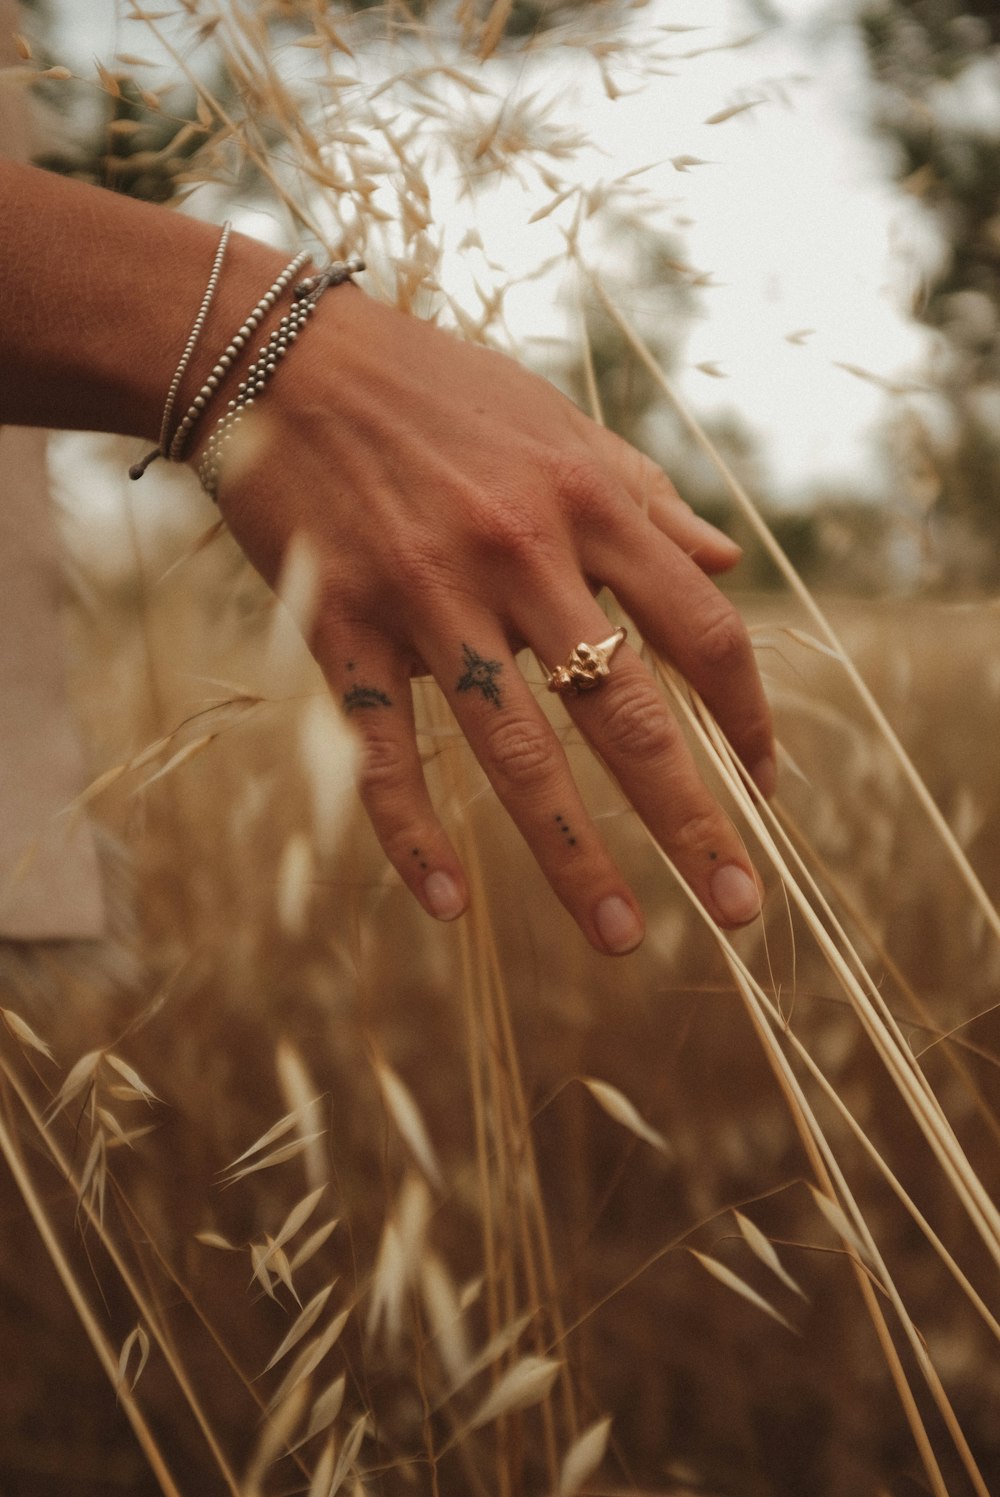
[2,3,1000,1493]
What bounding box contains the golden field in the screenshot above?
[1,478,998,1497]
[4,5,1000,1488]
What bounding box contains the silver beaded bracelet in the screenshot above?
[197,255,365,501]
[167,248,312,464]
[129,220,233,480]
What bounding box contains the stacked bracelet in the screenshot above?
[167,249,311,463]
[197,256,365,500]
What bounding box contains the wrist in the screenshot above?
[0,162,293,444]
[183,264,368,496]
[163,230,295,459]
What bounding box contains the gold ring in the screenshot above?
[545,625,628,694]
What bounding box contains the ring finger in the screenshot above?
[523,600,764,930]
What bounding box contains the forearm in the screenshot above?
[0,160,288,441]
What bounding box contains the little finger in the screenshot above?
[578,425,742,573]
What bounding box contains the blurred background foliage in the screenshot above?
[17,0,1000,594]
[857,0,1000,590]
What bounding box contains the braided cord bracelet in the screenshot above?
[129,219,233,480]
[197,255,364,500]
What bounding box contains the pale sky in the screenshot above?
[48,0,940,505]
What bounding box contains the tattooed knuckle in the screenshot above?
[456,644,505,708]
[601,690,676,763]
[483,715,553,792]
[344,681,392,714]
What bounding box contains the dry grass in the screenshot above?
[2,3,1000,1494]
[1,499,997,1497]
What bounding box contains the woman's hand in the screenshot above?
[206,286,775,954]
[0,163,769,952]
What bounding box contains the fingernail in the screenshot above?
[424,871,464,921]
[711,865,763,926]
[595,894,644,954]
[752,755,777,799]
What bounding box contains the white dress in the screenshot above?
[0,0,105,940]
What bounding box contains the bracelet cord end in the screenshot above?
[129,447,162,481]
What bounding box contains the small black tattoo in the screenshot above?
[555,814,577,847]
[344,683,392,713]
[346,661,356,671]
[456,643,503,708]
[709,850,718,861]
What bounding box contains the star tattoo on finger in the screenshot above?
[456,643,504,708]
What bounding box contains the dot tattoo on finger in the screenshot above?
[555,813,577,848]
[344,683,393,713]
[456,644,504,708]
[411,847,429,871]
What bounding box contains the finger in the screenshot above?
[580,424,742,573]
[416,617,646,956]
[580,517,776,799]
[524,599,765,930]
[314,625,469,922]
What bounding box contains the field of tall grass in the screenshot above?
[3,3,1000,1493]
[1,470,998,1497]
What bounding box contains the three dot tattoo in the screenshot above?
[555,813,577,848]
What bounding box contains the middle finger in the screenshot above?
[416,610,648,956]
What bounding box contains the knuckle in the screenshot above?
[390,538,450,597]
[475,497,563,575]
[482,714,553,794]
[548,453,616,524]
[696,605,752,672]
[669,802,722,858]
[601,688,676,763]
[357,731,410,800]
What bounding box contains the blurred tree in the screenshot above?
[856,0,1000,589]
